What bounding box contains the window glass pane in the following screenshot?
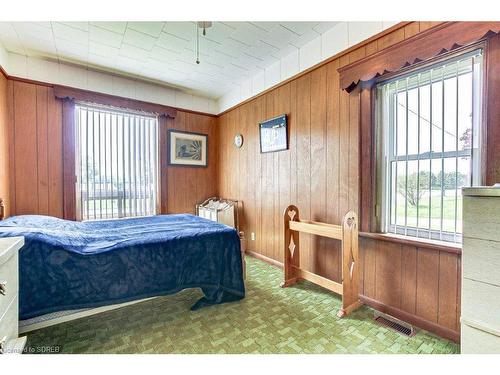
[407,76,419,155]
[417,159,431,230]
[430,160,443,232]
[378,48,482,243]
[443,69,458,152]
[390,161,397,227]
[431,68,443,153]
[395,160,406,228]
[442,157,458,233]
[404,160,419,229]
[419,73,431,154]
[396,82,407,157]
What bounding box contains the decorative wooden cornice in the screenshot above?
[53,85,177,118]
[339,21,500,92]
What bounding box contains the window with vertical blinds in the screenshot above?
[376,49,483,243]
[75,103,159,221]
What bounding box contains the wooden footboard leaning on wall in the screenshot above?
[281,205,361,318]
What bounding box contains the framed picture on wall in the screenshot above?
[259,114,288,153]
[168,129,208,167]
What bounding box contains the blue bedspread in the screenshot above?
[0,214,245,319]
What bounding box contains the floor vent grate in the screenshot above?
[374,312,415,337]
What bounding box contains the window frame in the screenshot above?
[374,45,485,243]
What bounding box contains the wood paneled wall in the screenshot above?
[3,79,217,218]
[217,21,463,341]
[164,111,218,214]
[360,238,461,338]
[6,81,64,217]
[0,72,10,217]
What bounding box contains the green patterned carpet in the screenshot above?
[25,256,459,354]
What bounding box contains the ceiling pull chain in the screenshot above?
[196,23,200,65]
[195,21,213,65]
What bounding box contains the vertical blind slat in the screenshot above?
[76,104,158,221]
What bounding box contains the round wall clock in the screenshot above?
[234,133,244,148]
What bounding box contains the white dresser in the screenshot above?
[0,236,26,354]
[461,186,500,353]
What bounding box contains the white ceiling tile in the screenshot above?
[114,55,144,73]
[87,53,114,69]
[19,35,57,55]
[280,22,319,36]
[270,43,298,60]
[90,22,127,35]
[206,49,238,67]
[168,59,198,74]
[1,40,25,55]
[200,22,234,43]
[289,29,321,49]
[246,40,279,60]
[52,22,89,45]
[249,22,275,32]
[0,21,344,104]
[58,22,89,32]
[163,22,195,41]
[149,46,181,62]
[228,23,267,46]
[120,43,150,62]
[123,28,156,51]
[231,57,258,72]
[55,38,88,61]
[313,22,341,34]
[127,22,165,37]
[13,22,55,42]
[143,58,169,72]
[0,22,21,40]
[259,25,296,49]
[89,40,119,58]
[89,25,123,48]
[156,32,190,52]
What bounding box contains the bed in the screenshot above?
[0,214,245,320]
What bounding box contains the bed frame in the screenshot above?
[281,205,361,317]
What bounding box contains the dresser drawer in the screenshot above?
[462,237,500,286]
[463,196,500,242]
[0,295,19,344]
[462,277,500,333]
[461,322,500,354]
[0,251,18,318]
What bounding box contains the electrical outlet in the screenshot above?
[251,232,255,241]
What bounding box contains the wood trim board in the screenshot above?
[338,21,500,92]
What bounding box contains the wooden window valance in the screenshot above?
[53,85,177,119]
[338,22,500,93]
